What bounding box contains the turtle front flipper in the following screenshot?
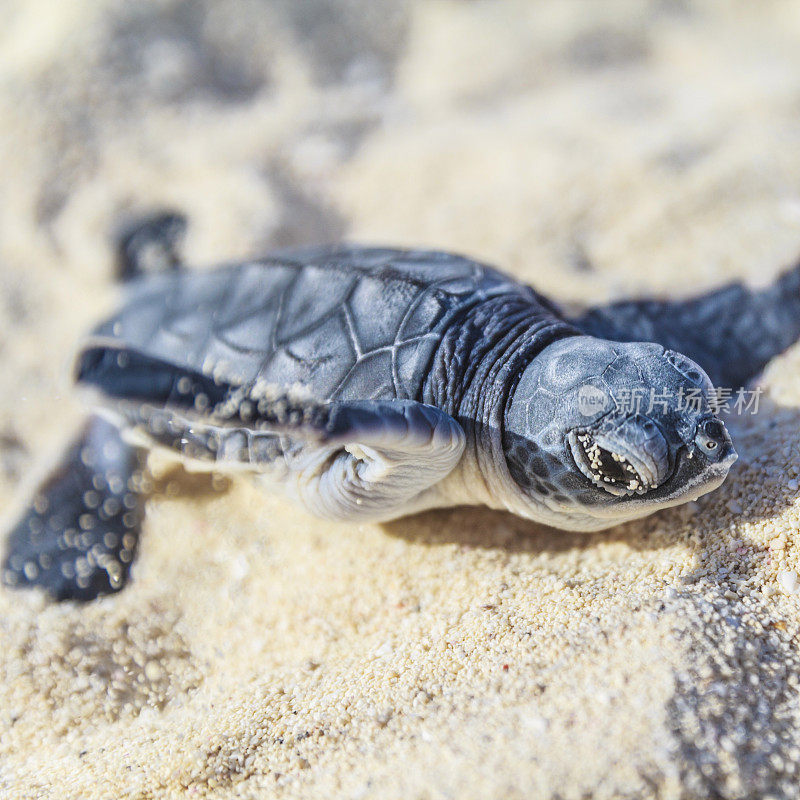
[76,343,467,521]
[572,259,800,390]
[146,389,465,522]
[281,399,467,521]
[2,416,146,601]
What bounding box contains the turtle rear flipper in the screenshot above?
[2,416,145,601]
[572,259,800,390]
[115,210,187,281]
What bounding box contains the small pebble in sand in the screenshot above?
[770,535,787,551]
[777,570,799,595]
[375,708,393,727]
[144,661,164,682]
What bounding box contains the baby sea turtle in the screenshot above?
[4,214,799,600]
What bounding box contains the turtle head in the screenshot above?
[502,336,737,530]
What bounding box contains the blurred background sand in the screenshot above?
[3,1,800,798]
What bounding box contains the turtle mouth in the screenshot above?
[568,429,664,498]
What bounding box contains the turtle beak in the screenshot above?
[568,415,670,497]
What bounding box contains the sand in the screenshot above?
[2,1,800,798]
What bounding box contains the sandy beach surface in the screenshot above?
[3,1,800,798]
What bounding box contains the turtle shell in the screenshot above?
[87,246,521,403]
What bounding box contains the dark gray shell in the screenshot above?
[90,247,523,404]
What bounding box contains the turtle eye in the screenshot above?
[695,418,726,456]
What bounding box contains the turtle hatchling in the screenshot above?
[5,213,800,600]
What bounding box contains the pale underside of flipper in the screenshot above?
[280,398,467,521]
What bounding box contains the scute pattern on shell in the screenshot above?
[93,247,516,404]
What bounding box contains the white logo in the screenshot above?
[577,384,609,417]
